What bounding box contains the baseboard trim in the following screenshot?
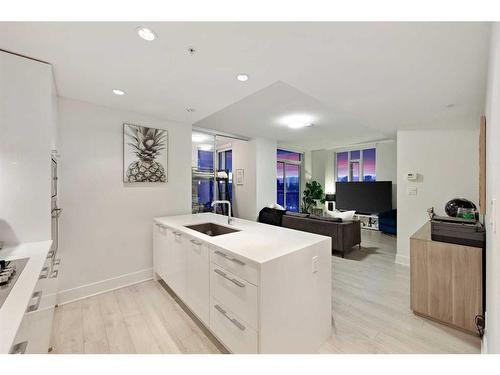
[395,253,410,266]
[57,268,153,305]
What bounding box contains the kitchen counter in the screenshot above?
[154,212,331,264]
[153,213,332,353]
[0,241,52,353]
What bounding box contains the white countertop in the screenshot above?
[154,213,330,264]
[0,241,52,354]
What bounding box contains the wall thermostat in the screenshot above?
[407,172,417,181]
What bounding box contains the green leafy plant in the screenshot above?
[301,180,326,213]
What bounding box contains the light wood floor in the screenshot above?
[51,231,481,354]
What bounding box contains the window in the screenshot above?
[218,149,233,204]
[277,149,301,212]
[197,149,214,211]
[336,148,376,182]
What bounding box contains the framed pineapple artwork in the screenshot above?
[123,123,168,183]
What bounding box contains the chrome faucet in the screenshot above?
[211,200,234,225]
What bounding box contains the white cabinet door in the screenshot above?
[153,223,168,281]
[186,237,210,324]
[167,229,187,301]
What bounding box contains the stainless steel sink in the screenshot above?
[184,222,240,237]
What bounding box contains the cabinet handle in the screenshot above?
[190,239,202,246]
[50,268,59,279]
[39,266,49,280]
[53,258,61,266]
[173,231,182,237]
[46,250,55,259]
[214,304,246,331]
[214,250,246,266]
[26,291,43,313]
[9,341,28,354]
[214,268,245,288]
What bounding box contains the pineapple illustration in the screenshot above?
[125,124,167,182]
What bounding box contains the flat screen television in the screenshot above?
[335,181,392,214]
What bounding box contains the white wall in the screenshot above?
[484,22,500,354]
[396,129,479,266]
[255,138,278,213]
[232,138,276,220]
[0,51,54,245]
[57,98,191,303]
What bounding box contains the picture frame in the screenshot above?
[123,123,168,183]
[235,168,244,185]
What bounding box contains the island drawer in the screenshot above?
[210,297,258,354]
[210,247,259,285]
[210,263,258,330]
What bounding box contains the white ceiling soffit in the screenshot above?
[0,22,490,149]
[194,81,389,150]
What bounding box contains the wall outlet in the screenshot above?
[407,186,417,196]
[311,256,319,273]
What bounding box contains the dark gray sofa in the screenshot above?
[258,208,361,257]
[281,214,361,257]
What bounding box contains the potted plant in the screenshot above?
[301,180,326,213]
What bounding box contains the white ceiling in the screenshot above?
[0,22,491,150]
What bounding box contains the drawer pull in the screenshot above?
[39,266,49,280]
[214,250,246,266]
[50,268,59,279]
[214,268,245,288]
[53,258,61,266]
[9,341,28,354]
[46,250,55,259]
[190,239,202,246]
[26,291,43,313]
[214,304,246,331]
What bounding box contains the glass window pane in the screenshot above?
[350,150,360,160]
[277,162,285,207]
[285,164,300,212]
[336,152,349,182]
[363,148,376,181]
[277,149,301,162]
[351,162,360,182]
[198,150,213,170]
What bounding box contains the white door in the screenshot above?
[186,237,210,324]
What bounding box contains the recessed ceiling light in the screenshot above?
[237,74,249,82]
[112,89,126,96]
[136,27,156,41]
[280,114,315,129]
[446,104,455,108]
[186,108,196,113]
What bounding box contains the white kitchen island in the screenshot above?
[153,213,332,354]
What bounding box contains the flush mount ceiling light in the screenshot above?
[236,74,249,82]
[136,27,156,41]
[112,89,126,96]
[280,114,315,129]
[192,133,208,143]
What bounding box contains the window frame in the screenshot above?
[335,147,376,182]
[277,149,302,212]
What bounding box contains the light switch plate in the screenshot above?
[407,186,417,196]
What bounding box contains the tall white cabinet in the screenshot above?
[0,51,60,354]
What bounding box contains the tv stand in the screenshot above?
[354,213,379,231]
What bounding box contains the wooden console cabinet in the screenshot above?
[410,222,482,335]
